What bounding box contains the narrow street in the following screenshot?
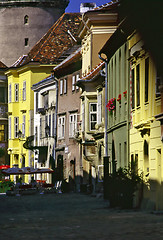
[0,193,163,239]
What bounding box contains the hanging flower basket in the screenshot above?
[117,94,121,104]
[106,98,116,114]
[123,90,127,98]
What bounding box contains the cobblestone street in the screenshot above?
[0,193,163,240]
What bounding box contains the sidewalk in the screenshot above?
[0,193,163,239]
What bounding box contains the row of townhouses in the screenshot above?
[0,0,163,210]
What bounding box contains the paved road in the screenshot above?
[0,193,163,239]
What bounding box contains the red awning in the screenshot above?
[0,165,10,170]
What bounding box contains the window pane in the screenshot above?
[145,58,149,102]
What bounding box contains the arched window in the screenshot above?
[24,15,29,25]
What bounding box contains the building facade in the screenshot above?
[0,0,69,66]
[32,76,56,183]
[53,46,82,192]
[76,1,119,193]
[129,32,163,210]
[0,62,8,165]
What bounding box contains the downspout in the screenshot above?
[99,53,109,199]
[98,53,108,156]
[51,73,58,167]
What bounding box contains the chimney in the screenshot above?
[80,2,96,13]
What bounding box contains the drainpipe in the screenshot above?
[98,53,109,199]
[51,73,58,168]
[98,53,108,156]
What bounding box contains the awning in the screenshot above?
[2,167,54,175]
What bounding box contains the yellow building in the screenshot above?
[6,62,54,182]
[129,32,163,210]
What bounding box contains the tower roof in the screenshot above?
[11,13,81,68]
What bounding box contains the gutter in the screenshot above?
[98,53,108,157]
[51,73,58,166]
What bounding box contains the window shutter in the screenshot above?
[60,80,63,95]
[72,76,75,91]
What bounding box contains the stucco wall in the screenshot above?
[0,6,64,66]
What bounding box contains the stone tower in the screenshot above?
[0,0,69,67]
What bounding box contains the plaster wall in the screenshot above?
[0,6,64,66]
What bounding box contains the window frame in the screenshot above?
[14,117,19,139]
[72,75,76,91]
[97,94,102,124]
[136,64,140,107]
[60,79,63,95]
[15,83,19,102]
[22,115,26,138]
[69,113,77,137]
[9,83,12,103]
[89,102,97,131]
[145,57,149,103]
[58,116,65,139]
[23,81,26,101]
[64,78,67,94]
[9,117,11,139]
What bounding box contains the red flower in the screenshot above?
[106,98,116,112]
[117,94,121,103]
[123,90,127,98]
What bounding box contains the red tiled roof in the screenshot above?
[11,13,81,68]
[0,61,7,69]
[93,0,119,11]
[80,61,105,80]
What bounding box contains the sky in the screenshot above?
[65,0,111,13]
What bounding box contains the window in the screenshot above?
[156,70,162,98]
[60,79,63,95]
[36,92,38,112]
[23,81,26,101]
[145,58,149,102]
[0,87,5,103]
[76,74,80,90]
[45,115,48,137]
[49,114,51,137]
[24,15,29,24]
[89,103,97,131]
[97,94,102,124]
[0,125,5,141]
[14,117,19,138]
[58,116,65,139]
[35,126,38,146]
[132,69,135,109]
[9,83,12,103]
[15,83,19,102]
[82,103,85,132]
[64,78,67,94]
[69,113,77,137]
[136,64,140,107]
[40,118,42,138]
[44,93,48,109]
[52,113,55,137]
[9,117,11,139]
[22,115,26,138]
[72,75,75,91]
[25,38,29,46]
